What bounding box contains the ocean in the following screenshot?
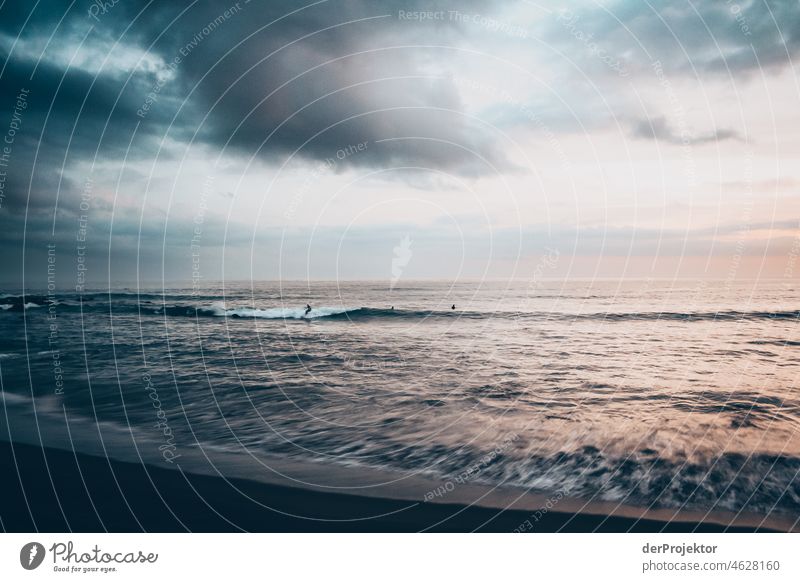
[1,280,799,527]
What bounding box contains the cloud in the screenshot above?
[1,0,798,284]
[0,1,518,187]
[144,0,515,175]
[0,0,518,284]
[630,116,743,145]
[543,0,800,78]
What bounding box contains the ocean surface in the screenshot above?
[1,280,799,526]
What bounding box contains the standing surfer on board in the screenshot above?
[304,304,312,317]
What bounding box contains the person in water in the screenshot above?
[304,304,312,316]
[452,304,456,310]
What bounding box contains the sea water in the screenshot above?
[1,279,798,522]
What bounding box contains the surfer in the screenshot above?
[452,304,456,310]
[304,304,312,316]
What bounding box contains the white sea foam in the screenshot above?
[208,302,357,319]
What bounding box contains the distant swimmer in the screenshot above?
[452,304,456,310]
[304,304,312,316]
[391,306,394,310]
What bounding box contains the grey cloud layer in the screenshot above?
[1,0,798,283]
[3,0,797,194]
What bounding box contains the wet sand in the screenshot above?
[0,441,777,532]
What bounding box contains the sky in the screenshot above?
[0,0,798,287]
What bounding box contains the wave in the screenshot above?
[197,306,482,320]
[274,307,800,322]
[595,310,800,321]
[201,303,360,320]
[0,390,31,404]
[253,430,800,515]
[748,339,800,347]
[0,294,52,311]
[2,293,799,323]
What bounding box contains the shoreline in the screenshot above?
[0,441,785,533]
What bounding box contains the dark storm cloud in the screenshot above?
[130,0,514,174]
[3,0,796,198]
[0,0,514,204]
[83,0,508,170]
[0,54,176,213]
[0,1,212,219]
[0,0,514,284]
[630,116,743,146]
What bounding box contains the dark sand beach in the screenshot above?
[0,441,776,533]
